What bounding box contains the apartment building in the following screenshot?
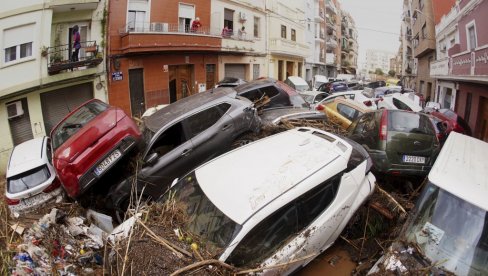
[0,0,107,173]
[266,0,309,80]
[325,0,339,78]
[365,49,396,75]
[431,0,488,141]
[340,11,358,75]
[304,0,326,82]
[400,0,417,89]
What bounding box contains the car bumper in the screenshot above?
[8,187,65,217]
[77,136,138,196]
[368,150,431,176]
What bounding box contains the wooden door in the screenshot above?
[477,97,488,142]
[168,65,194,101]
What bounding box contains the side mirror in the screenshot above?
[144,152,158,166]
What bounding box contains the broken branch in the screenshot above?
[369,201,394,220]
[137,219,192,258]
[170,259,236,276]
[376,185,407,214]
[235,253,317,274]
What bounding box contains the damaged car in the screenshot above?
[163,127,376,275]
[348,109,440,176]
[369,132,488,276]
[109,88,261,220]
[5,137,64,216]
[51,99,142,198]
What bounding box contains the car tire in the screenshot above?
[231,133,257,149]
[113,191,151,223]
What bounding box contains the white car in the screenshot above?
[5,137,64,216]
[166,127,376,274]
[299,91,329,108]
[377,93,422,112]
[319,90,378,110]
[369,132,488,275]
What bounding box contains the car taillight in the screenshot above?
[379,110,388,141]
[6,197,20,206]
[43,178,61,193]
[316,105,325,111]
[364,100,372,107]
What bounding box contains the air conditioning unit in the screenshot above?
[6,101,24,119]
[150,22,168,32]
[239,12,247,21]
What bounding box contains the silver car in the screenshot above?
[109,88,261,220]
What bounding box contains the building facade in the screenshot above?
[0,0,107,174]
[304,0,326,83]
[431,0,488,141]
[365,49,396,76]
[325,0,339,78]
[340,11,358,75]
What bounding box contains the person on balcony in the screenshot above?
[222,25,232,38]
[71,25,81,62]
[191,17,201,33]
[238,26,246,39]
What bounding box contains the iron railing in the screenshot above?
[46,40,102,75]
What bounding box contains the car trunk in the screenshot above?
[386,111,436,166]
[54,108,118,163]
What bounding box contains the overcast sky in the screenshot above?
[339,0,403,68]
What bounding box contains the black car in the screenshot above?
[215,77,247,88]
[108,88,261,221]
[365,80,386,89]
[234,78,309,110]
[317,81,349,93]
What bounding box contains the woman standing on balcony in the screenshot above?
[190,17,201,33]
[71,25,81,62]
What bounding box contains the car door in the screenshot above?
[349,112,377,150]
[139,121,194,197]
[184,103,235,166]
[335,102,363,129]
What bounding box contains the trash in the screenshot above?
[108,213,141,244]
[10,223,25,235]
[86,209,114,233]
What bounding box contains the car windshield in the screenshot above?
[168,172,242,255]
[7,165,50,194]
[404,182,488,276]
[388,112,435,135]
[51,101,108,150]
[300,94,315,104]
[276,82,310,108]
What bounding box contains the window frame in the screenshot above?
[466,20,477,51]
[281,25,287,39]
[337,103,359,121]
[184,103,231,139]
[253,16,260,38]
[291,28,296,41]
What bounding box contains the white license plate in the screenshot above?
[403,155,425,164]
[94,149,122,176]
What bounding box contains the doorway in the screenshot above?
[286,61,294,78]
[278,60,284,81]
[129,68,145,118]
[168,64,194,103]
[477,97,488,142]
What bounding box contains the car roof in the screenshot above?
[286,76,308,85]
[144,87,241,132]
[7,137,47,178]
[428,132,488,211]
[328,97,369,111]
[299,91,327,96]
[195,127,349,225]
[233,78,278,93]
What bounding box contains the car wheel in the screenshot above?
[231,133,257,149]
[113,192,151,223]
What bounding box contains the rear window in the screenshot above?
[51,101,108,150]
[392,97,412,111]
[7,165,51,194]
[388,111,435,135]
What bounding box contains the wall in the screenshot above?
[458,0,488,53]
[416,53,435,99]
[455,82,487,133]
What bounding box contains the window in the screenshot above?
[179,3,195,32]
[392,98,412,111]
[128,10,146,32]
[253,64,260,80]
[224,9,234,31]
[468,25,477,50]
[421,24,427,39]
[148,122,187,157]
[291,29,296,41]
[419,81,424,94]
[7,165,51,194]
[227,174,341,267]
[388,112,434,135]
[253,17,260,37]
[337,103,360,121]
[352,113,375,135]
[185,103,230,138]
[281,25,287,39]
[3,24,34,63]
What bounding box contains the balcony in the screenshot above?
[316,9,325,22]
[326,0,337,14]
[326,17,335,29]
[269,38,309,58]
[45,41,103,75]
[326,39,338,49]
[49,0,99,12]
[326,53,336,65]
[119,22,222,54]
[430,58,449,77]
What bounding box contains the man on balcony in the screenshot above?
[71,25,81,62]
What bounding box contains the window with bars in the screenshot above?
[281,25,286,39]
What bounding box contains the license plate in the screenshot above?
[94,149,122,176]
[403,155,425,164]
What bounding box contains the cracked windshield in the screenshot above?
[1,0,487,275]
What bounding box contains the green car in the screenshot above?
[347,109,441,176]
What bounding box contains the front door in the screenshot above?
[206,64,216,91]
[129,68,145,118]
[168,65,194,101]
[477,97,488,142]
[286,61,294,78]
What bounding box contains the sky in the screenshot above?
[339,0,403,69]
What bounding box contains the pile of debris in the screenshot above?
[7,204,112,275]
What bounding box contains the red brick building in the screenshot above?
[107,0,221,117]
[437,0,488,141]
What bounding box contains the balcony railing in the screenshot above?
[120,22,254,41]
[45,41,102,75]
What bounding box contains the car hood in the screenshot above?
[53,107,121,163]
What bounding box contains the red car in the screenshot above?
[50,99,141,198]
[430,109,472,136]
